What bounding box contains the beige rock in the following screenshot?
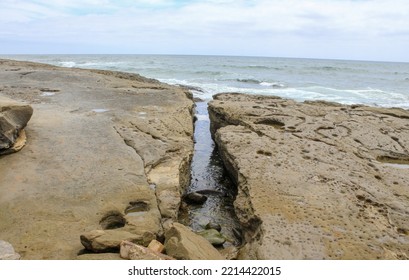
[164,223,225,260]
[80,229,155,253]
[209,93,409,260]
[120,240,173,260]
[0,96,33,154]
[0,59,194,259]
[147,239,165,253]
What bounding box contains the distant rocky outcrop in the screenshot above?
[0,97,33,155]
[209,93,409,260]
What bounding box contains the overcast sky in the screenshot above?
[1,0,409,62]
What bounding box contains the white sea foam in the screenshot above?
[10,55,409,109]
[60,61,76,68]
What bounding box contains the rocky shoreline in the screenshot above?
[1,59,409,260]
[0,59,219,259]
[209,93,409,259]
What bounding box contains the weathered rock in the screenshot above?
[164,223,225,260]
[147,239,165,253]
[0,59,194,259]
[0,96,33,154]
[80,229,155,253]
[196,229,226,246]
[220,246,240,260]
[0,240,21,260]
[209,93,409,260]
[205,221,222,232]
[183,192,208,205]
[120,240,174,260]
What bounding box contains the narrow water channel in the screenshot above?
[179,101,242,247]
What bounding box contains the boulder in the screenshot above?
[164,223,225,260]
[0,97,33,154]
[80,229,155,253]
[196,229,226,246]
[120,240,174,260]
[183,192,207,205]
[0,240,21,260]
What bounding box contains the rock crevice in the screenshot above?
[208,93,409,260]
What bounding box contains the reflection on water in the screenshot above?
[179,102,242,247]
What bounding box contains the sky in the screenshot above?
[1,0,409,62]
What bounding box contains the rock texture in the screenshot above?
[80,229,155,253]
[164,223,225,260]
[120,240,174,260]
[0,59,194,259]
[0,96,33,155]
[208,93,409,260]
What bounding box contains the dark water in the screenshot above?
[178,102,242,247]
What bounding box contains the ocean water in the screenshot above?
[3,54,409,108]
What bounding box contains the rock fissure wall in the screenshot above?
[208,93,409,260]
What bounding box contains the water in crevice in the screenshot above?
[179,101,242,247]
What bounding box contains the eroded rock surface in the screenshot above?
[0,96,33,155]
[0,59,194,259]
[209,93,409,260]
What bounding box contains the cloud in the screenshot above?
[1,0,409,60]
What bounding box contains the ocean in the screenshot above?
[3,54,409,109]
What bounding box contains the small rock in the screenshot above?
[164,223,225,260]
[0,240,21,260]
[183,192,207,205]
[80,229,155,253]
[147,239,165,253]
[205,221,222,232]
[120,240,174,260]
[0,97,33,154]
[196,229,226,246]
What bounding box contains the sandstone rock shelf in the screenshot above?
[208,93,409,260]
[0,59,194,259]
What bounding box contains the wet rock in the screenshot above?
[164,223,225,260]
[120,240,174,260]
[183,192,208,205]
[0,97,33,155]
[0,240,21,260]
[80,229,155,253]
[205,221,222,232]
[196,229,226,246]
